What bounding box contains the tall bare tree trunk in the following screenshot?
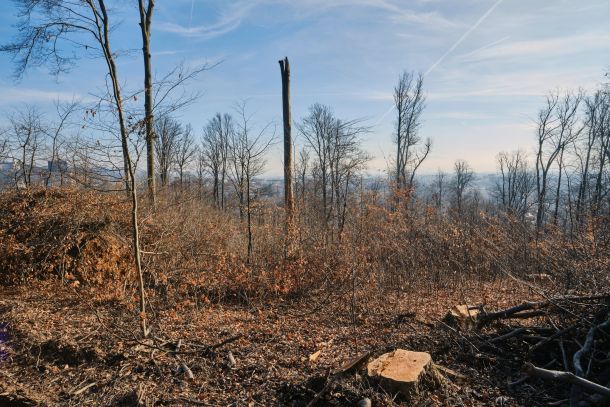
[279,57,294,237]
[96,0,148,337]
[138,0,156,207]
[553,145,566,225]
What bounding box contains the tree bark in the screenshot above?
[138,0,156,207]
[279,57,294,239]
[524,363,610,398]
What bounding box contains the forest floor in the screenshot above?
[0,279,576,407]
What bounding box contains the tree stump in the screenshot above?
[367,349,435,397]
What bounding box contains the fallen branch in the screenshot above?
[132,334,243,355]
[528,324,578,354]
[523,363,610,398]
[571,315,610,405]
[478,302,544,328]
[573,316,610,378]
[477,294,610,329]
[508,359,556,388]
[197,334,243,352]
[488,327,527,344]
[306,352,370,407]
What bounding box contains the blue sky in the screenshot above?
[1,0,609,176]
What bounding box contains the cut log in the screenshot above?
[367,349,434,396]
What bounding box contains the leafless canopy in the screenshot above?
[393,71,430,192]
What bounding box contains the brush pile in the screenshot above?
[0,188,132,286]
[449,294,610,407]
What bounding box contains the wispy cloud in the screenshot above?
[457,32,610,63]
[157,1,261,39]
[151,50,184,57]
[431,111,499,120]
[425,0,504,76]
[157,0,458,39]
[0,88,81,104]
[429,67,602,100]
[373,0,504,125]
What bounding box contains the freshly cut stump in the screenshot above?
[367,349,433,397]
[443,304,480,330]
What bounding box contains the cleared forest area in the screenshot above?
[0,1,610,406]
[0,186,608,406]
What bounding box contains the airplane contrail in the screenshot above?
[188,0,195,30]
[374,0,505,126]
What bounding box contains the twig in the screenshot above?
[489,327,527,344]
[306,352,370,407]
[72,382,97,396]
[529,324,578,354]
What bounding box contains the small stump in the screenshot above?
[443,304,480,330]
[367,349,434,397]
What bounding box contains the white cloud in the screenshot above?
[157,1,261,38]
[457,32,610,63]
[425,58,605,102]
[0,88,81,104]
[151,50,184,57]
[157,0,459,39]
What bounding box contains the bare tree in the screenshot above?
[552,91,583,225]
[7,106,46,188]
[201,114,233,209]
[297,104,370,235]
[138,0,156,205]
[452,159,474,215]
[154,116,181,188]
[44,100,79,186]
[195,146,207,199]
[433,169,446,211]
[579,89,610,218]
[393,71,430,196]
[0,131,8,163]
[535,93,561,231]
[175,124,196,189]
[295,148,310,215]
[201,123,223,208]
[495,150,535,218]
[534,91,584,230]
[575,92,602,221]
[230,102,274,260]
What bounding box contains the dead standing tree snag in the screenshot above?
[279,57,294,249]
